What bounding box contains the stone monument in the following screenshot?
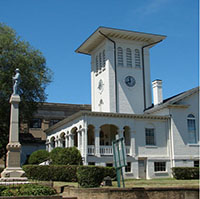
[0,69,28,182]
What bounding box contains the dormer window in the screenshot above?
[135,49,141,68]
[126,48,132,67]
[117,47,123,66]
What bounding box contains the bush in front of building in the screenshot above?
[0,184,56,196]
[23,165,78,182]
[77,166,116,188]
[172,167,199,179]
[28,149,49,165]
[50,147,82,165]
[77,166,105,188]
[49,147,63,164]
[103,166,116,180]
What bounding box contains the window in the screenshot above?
[135,49,141,68]
[103,50,106,69]
[106,163,113,167]
[117,47,123,66]
[187,114,197,144]
[30,118,42,128]
[145,128,155,145]
[49,119,60,127]
[126,48,132,67]
[125,162,131,172]
[88,162,95,165]
[154,162,166,172]
[194,160,199,167]
[96,55,98,73]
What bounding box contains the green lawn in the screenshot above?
[52,178,199,188]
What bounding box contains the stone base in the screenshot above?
[0,167,28,182]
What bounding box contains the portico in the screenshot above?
[46,111,169,169]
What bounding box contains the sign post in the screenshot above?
[112,136,127,188]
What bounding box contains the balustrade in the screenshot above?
[87,145,130,156]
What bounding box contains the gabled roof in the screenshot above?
[75,26,166,55]
[145,87,199,114]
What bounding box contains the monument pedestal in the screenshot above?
[0,95,28,182]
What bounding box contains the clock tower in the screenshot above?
[76,27,166,114]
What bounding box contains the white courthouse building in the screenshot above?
[45,27,199,179]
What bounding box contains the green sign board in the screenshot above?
[112,136,127,187]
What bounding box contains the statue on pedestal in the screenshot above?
[0,68,28,183]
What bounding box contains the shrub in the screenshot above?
[23,165,78,182]
[104,166,116,180]
[23,164,116,184]
[172,167,199,179]
[28,149,49,165]
[0,184,56,196]
[77,166,105,188]
[50,147,82,165]
[77,166,116,188]
[49,147,63,165]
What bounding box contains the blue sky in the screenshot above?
[1,0,198,105]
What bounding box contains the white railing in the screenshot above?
[88,145,95,155]
[87,145,131,156]
[100,146,113,155]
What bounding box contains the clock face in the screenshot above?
[125,76,136,87]
[98,79,104,92]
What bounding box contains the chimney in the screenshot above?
[152,80,163,105]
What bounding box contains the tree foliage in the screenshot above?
[28,149,49,165]
[50,147,83,165]
[0,23,52,159]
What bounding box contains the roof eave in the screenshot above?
[75,26,166,55]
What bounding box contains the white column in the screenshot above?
[130,130,135,156]
[78,130,81,151]
[118,127,124,138]
[55,139,58,148]
[58,139,61,147]
[65,135,68,148]
[81,129,85,157]
[46,143,48,152]
[69,134,73,147]
[95,127,101,157]
[48,143,51,152]
[84,128,88,157]
[71,134,74,147]
[81,128,88,165]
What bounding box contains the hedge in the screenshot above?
[23,165,78,182]
[23,165,116,185]
[77,166,116,188]
[0,184,56,196]
[172,167,199,179]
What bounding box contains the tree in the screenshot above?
[28,149,50,165]
[50,147,82,165]
[0,23,52,160]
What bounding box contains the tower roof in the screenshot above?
[75,26,166,55]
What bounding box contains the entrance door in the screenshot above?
[138,159,146,179]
